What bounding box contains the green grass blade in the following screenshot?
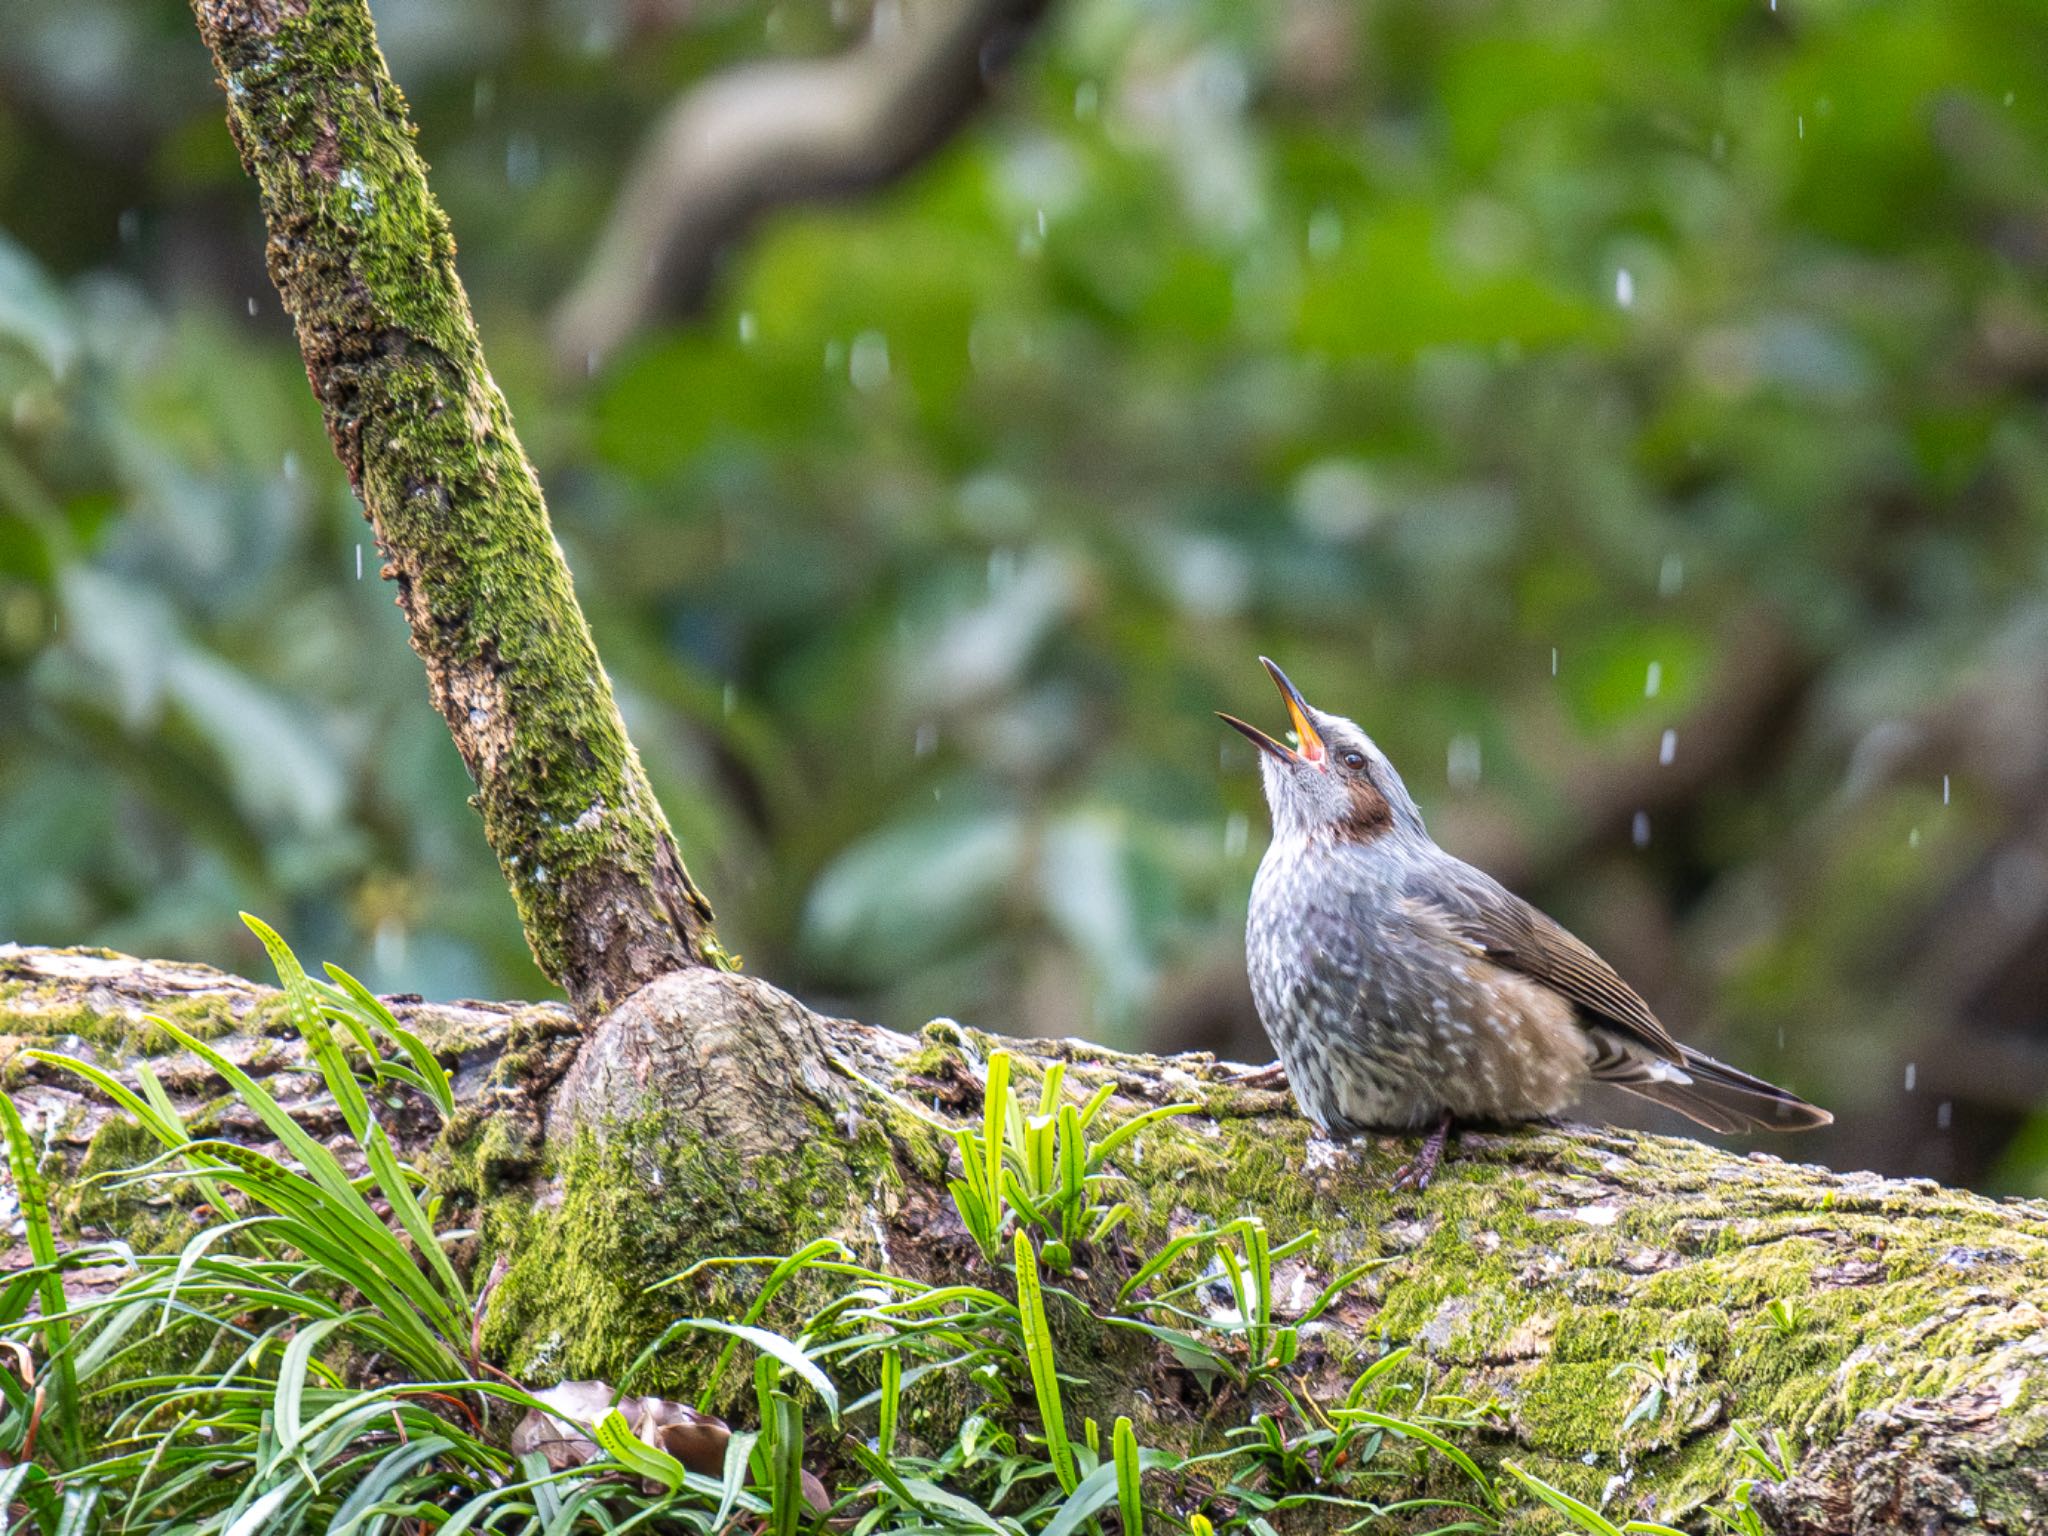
[322,963,455,1119]
[362,1121,468,1321]
[0,1091,80,1464]
[1114,1415,1144,1535]
[1340,1411,1502,1511]
[595,1408,686,1492]
[877,1346,902,1460]
[660,1318,838,1420]
[243,913,373,1144]
[982,1052,1011,1238]
[1074,1081,1116,1131]
[19,1052,182,1146]
[136,1016,361,1210]
[1013,1232,1077,1494]
[1499,1461,1623,1536]
[275,1315,349,1467]
[1085,1104,1198,1175]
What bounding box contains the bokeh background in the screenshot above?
[4,0,2047,1192]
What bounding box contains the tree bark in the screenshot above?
[6,943,2045,1535]
[187,0,722,1014]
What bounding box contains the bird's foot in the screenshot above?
[1391,1111,1457,1193]
[1225,1061,1290,1092]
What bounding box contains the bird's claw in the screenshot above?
[1225,1061,1290,1092]
[1391,1111,1456,1193]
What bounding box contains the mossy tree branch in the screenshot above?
[8,944,2046,1534]
[187,0,720,1014]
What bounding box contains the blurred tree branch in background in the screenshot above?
[552,0,1052,371]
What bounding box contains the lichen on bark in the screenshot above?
[185,0,721,1014]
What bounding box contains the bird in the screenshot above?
[1219,657,1829,1189]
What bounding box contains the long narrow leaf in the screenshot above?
[595,1408,685,1492]
[0,1092,80,1463]
[243,913,373,1145]
[1013,1233,1076,1494]
[659,1318,839,1419]
[323,963,456,1118]
[1114,1416,1144,1535]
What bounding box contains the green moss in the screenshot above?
[474,1108,903,1403]
[197,0,719,1005]
[65,1114,202,1253]
[0,985,268,1061]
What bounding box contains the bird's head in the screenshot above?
[1218,658,1425,844]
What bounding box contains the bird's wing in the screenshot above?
[1404,864,1684,1061]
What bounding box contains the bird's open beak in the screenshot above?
[1216,657,1326,766]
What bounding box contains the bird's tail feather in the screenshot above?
[1600,1044,1832,1134]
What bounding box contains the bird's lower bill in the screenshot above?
[1217,657,1327,765]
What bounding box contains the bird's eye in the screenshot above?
[1341,751,1367,771]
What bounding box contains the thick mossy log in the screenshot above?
[3,943,2044,1534]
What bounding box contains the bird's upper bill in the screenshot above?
[1218,658,1327,767]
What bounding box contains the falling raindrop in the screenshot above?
[505,133,541,187]
[1659,729,1677,767]
[1936,1101,1953,1129]
[355,545,363,580]
[1308,208,1343,262]
[1645,660,1663,699]
[738,311,758,345]
[1224,813,1249,858]
[1909,826,1921,848]
[1943,774,1951,805]
[1904,1063,1917,1092]
[1447,734,1483,790]
[1036,208,1047,238]
[914,722,939,758]
[1615,268,1635,308]
[283,451,300,481]
[722,682,738,717]
[1632,811,1651,848]
[849,331,891,393]
[1659,553,1684,597]
[1797,115,1805,140]
[246,296,258,317]
[1551,647,1559,677]
[1074,81,1099,120]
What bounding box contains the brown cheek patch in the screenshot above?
[1337,778,1393,841]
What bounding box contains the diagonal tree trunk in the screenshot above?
[187,0,723,1015]
[4,943,2046,1533]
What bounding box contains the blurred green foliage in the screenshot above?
[4,0,2047,1189]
